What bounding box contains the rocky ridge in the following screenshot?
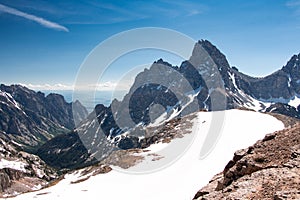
[40,111,197,187]
[37,111,197,170]
[37,40,300,170]
[0,137,57,197]
[193,117,300,200]
[0,84,88,196]
[0,84,88,151]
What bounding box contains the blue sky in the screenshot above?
[1,0,300,90]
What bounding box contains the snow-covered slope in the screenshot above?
[8,109,284,200]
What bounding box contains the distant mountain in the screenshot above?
[37,40,300,170]
[0,84,88,151]
[0,85,89,196]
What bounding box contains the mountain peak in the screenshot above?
[194,39,231,70]
[197,39,213,46]
[282,53,300,74]
[153,58,174,68]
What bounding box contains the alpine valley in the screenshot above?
[1,40,300,199]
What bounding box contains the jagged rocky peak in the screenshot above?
[0,84,32,94]
[94,103,108,114]
[282,53,300,73]
[189,40,234,91]
[195,39,231,70]
[153,58,175,68]
[281,53,300,94]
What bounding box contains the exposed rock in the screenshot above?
[82,40,300,142]
[37,112,197,170]
[0,84,88,150]
[0,138,57,197]
[268,112,300,128]
[36,40,300,171]
[80,164,112,177]
[101,149,145,169]
[193,121,300,199]
[266,103,300,119]
[36,131,98,170]
[0,171,11,193]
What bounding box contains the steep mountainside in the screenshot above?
[38,40,300,170]
[193,119,300,200]
[0,137,57,197]
[79,40,300,138]
[0,84,88,151]
[37,131,96,170]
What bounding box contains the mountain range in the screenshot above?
[1,39,300,197]
[37,40,300,170]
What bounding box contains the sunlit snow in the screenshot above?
[9,109,284,200]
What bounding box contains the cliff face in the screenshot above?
[193,118,300,200]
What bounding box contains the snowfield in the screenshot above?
[0,159,27,173]
[6,109,284,200]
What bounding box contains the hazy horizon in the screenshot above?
[1,0,300,89]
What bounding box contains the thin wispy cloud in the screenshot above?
[21,82,131,91]
[21,83,74,91]
[0,3,69,32]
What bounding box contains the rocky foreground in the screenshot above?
[0,138,57,197]
[193,117,300,200]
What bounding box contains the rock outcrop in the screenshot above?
[193,119,300,199]
[37,112,197,170]
[0,138,57,197]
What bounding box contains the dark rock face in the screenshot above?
[193,121,300,199]
[0,84,88,150]
[198,40,300,105]
[92,40,300,140]
[78,41,300,144]
[229,54,300,101]
[117,136,140,150]
[266,103,300,119]
[0,138,57,196]
[129,83,179,125]
[0,170,11,193]
[36,131,98,170]
[0,168,24,193]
